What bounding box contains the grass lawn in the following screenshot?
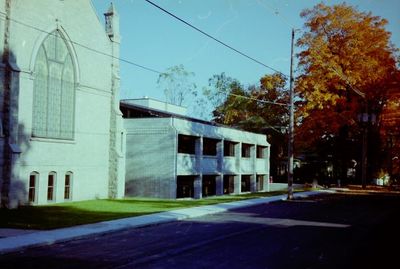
[0,190,302,230]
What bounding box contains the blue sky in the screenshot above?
[92,0,400,117]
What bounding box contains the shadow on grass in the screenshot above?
[0,206,145,230]
[0,191,291,230]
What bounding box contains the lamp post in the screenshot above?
[358,109,376,189]
[387,133,393,181]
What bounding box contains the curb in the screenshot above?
[0,190,322,254]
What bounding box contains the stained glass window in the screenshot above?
[32,31,75,139]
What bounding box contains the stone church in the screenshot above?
[0,0,125,208]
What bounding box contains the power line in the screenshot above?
[144,0,288,77]
[256,0,295,29]
[0,10,289,107]
[0,12,162,75]
[224,91,288,106]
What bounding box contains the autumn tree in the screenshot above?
[380,87,400,181]
[204,72,289,181]
[157,64,197,106]
[296,3,399,182]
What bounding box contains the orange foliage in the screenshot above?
[296,3,399,144]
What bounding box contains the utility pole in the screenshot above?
[287,28,295,200]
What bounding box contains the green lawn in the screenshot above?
[0,191,296,230]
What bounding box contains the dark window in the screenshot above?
[64,172,72,200]
[203,138,219,156]
[257,146,266,158]
[178,134,197,154]
[242,143,252,158]
[223,175,235,194]
[224,141,236,157]
[202,175,216,197]
[241,175,251,192]
[47,173,55,201]
[29,173,37,203]
[177,176,195,198]
[257,175,265,191]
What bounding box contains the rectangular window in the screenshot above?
[64,174,71,200]
[203,138,219,156]
[29,175,36,203]
[241,175,251,192]
[257,175,265,191]
[178,134,197,154]
[177,176,195,198]
[47,174,55,201]
[242,143,252,158]
[224,141,236,157]
[202,175,216,197]
[257,146,266,158]
[223,175,235,194]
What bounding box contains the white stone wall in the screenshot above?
[0,0,119,206]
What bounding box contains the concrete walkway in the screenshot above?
[0,191,323,254]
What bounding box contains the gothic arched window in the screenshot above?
[32,31,75,139]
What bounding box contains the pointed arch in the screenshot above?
[32,29,77,139]
[30,26,80,83]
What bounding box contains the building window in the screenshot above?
[257,175,265,191]
[178,134,197,154]
[177,176,195,198]
[257,146,266,158]
[241,175,251,192]
[242,143,252,158]
[202,175,216,197]
[64,172,72,200]
[47,172,56,201]
[203,138,218,156]
[223,175,235,194]
[224,141,236,157]
[29,172,39,203]
[32,30,75,140]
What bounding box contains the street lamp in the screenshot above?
[358,110,376,189]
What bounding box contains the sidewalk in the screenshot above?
[0,190,322,254]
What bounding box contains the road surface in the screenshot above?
[1,193,399,269]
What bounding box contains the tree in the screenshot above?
[296,3,399,183]
[380,87,400,182]
[204,72,289,181]
[205,72,288,131]
[157,64,197,106]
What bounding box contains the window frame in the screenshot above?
[223,141,236,157]
[32,30,76,140]
[28,172,39,204]
[257,146,266,159]
[203,137,219,156]
[47,172,56,202]
[178,134,197,155]
[241,143,252,158]
[64,172,73,200]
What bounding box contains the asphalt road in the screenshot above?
[1,193,400,269]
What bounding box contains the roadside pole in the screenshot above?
[287,28,295,200]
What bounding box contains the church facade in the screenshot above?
[0,0,125,208]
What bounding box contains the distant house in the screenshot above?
[0,1,125,208]
[121,98,270,199]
